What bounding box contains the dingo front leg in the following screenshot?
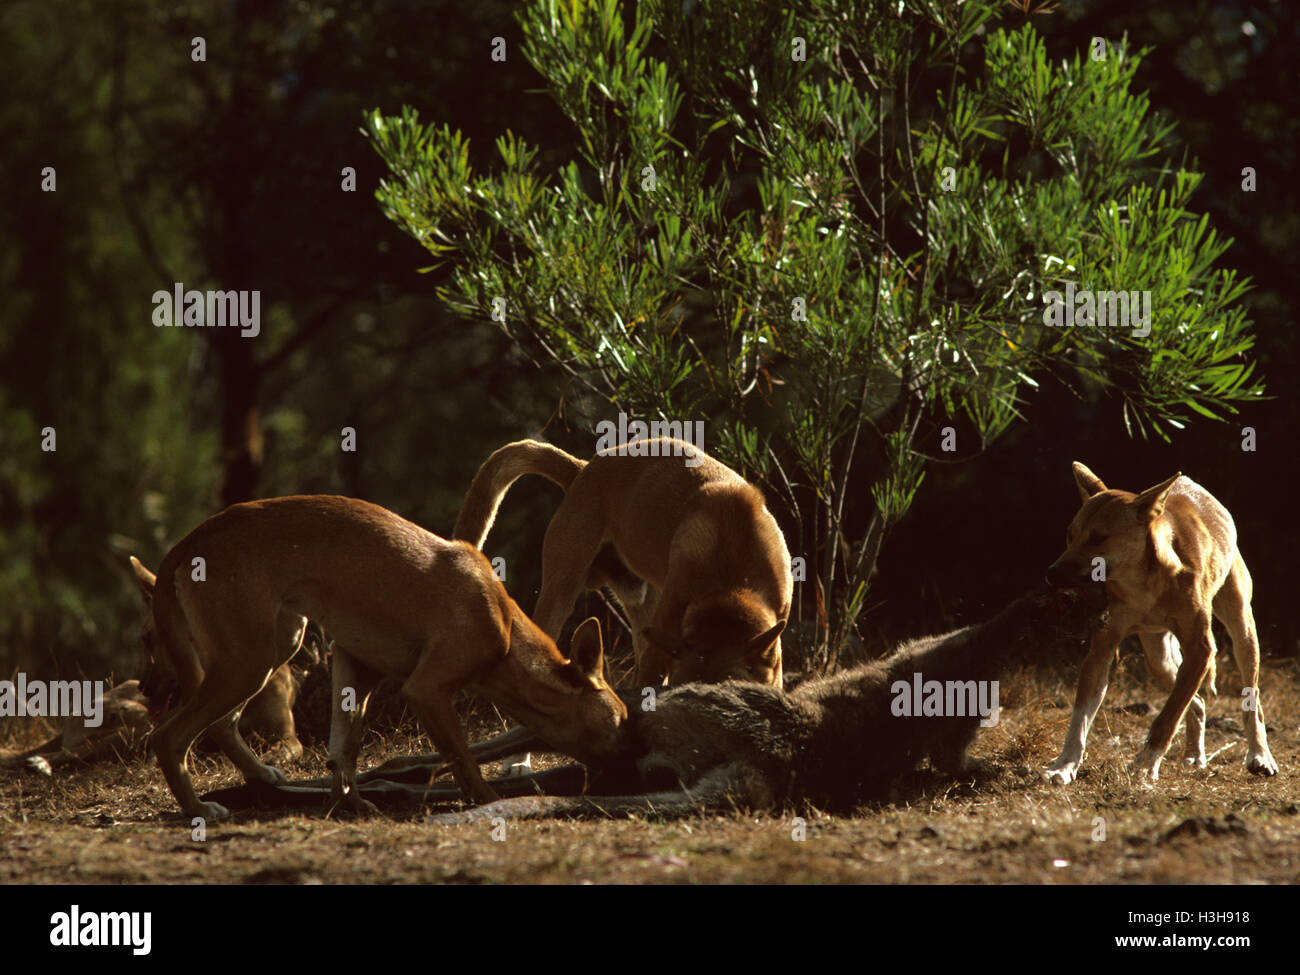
[401,678,499,806]
[1133,617,1214,784]
[1137,631,1206,768]
[1044,629,1119,785]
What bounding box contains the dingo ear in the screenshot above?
[1134,472,1181,520]
[642,626,689,659]
[1071,462,1107,501]
[747,619,786,661]
[128,556,156,605]
[568,617,606,680]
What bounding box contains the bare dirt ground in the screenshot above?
[2,655,1297,885]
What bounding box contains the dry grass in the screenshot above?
[2,658,1297,884]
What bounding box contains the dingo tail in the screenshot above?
[453,440,586,548]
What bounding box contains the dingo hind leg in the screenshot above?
[151,594,300,819]
[533,500,608,640]
[152,661,289,821]
[328,647,382,815]
[147,586,227,819]
[205,611,306,785]
[1214,555,1277,776]
[151,686,250,821]
[133,555,302,765]
[199,605,306,789]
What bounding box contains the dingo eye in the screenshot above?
[1086,531,1107,546]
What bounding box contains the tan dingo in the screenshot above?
[131,494,626,819]
[455,438,791,688]
[1043,463,1277,784]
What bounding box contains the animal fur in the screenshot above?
[429,585,1107,823]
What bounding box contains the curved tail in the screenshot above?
[453,440,586,548]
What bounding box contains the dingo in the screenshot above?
[1043,462,1277,784]
[454,438,791,688]
[131,494,626,819]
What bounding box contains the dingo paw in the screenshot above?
[1042,756,1079,785]
[330,787,381,818]
[190,800,230,821]
[1131,749,1163,786]
[262,740,304,765]
[499,753,533,778]
[252,764,288,786]
[1246,750,1278,777]
[342,796,382,818]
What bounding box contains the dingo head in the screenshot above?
[643,593,786,686]
[1045,462,1181,590]
[494,617,629,766]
